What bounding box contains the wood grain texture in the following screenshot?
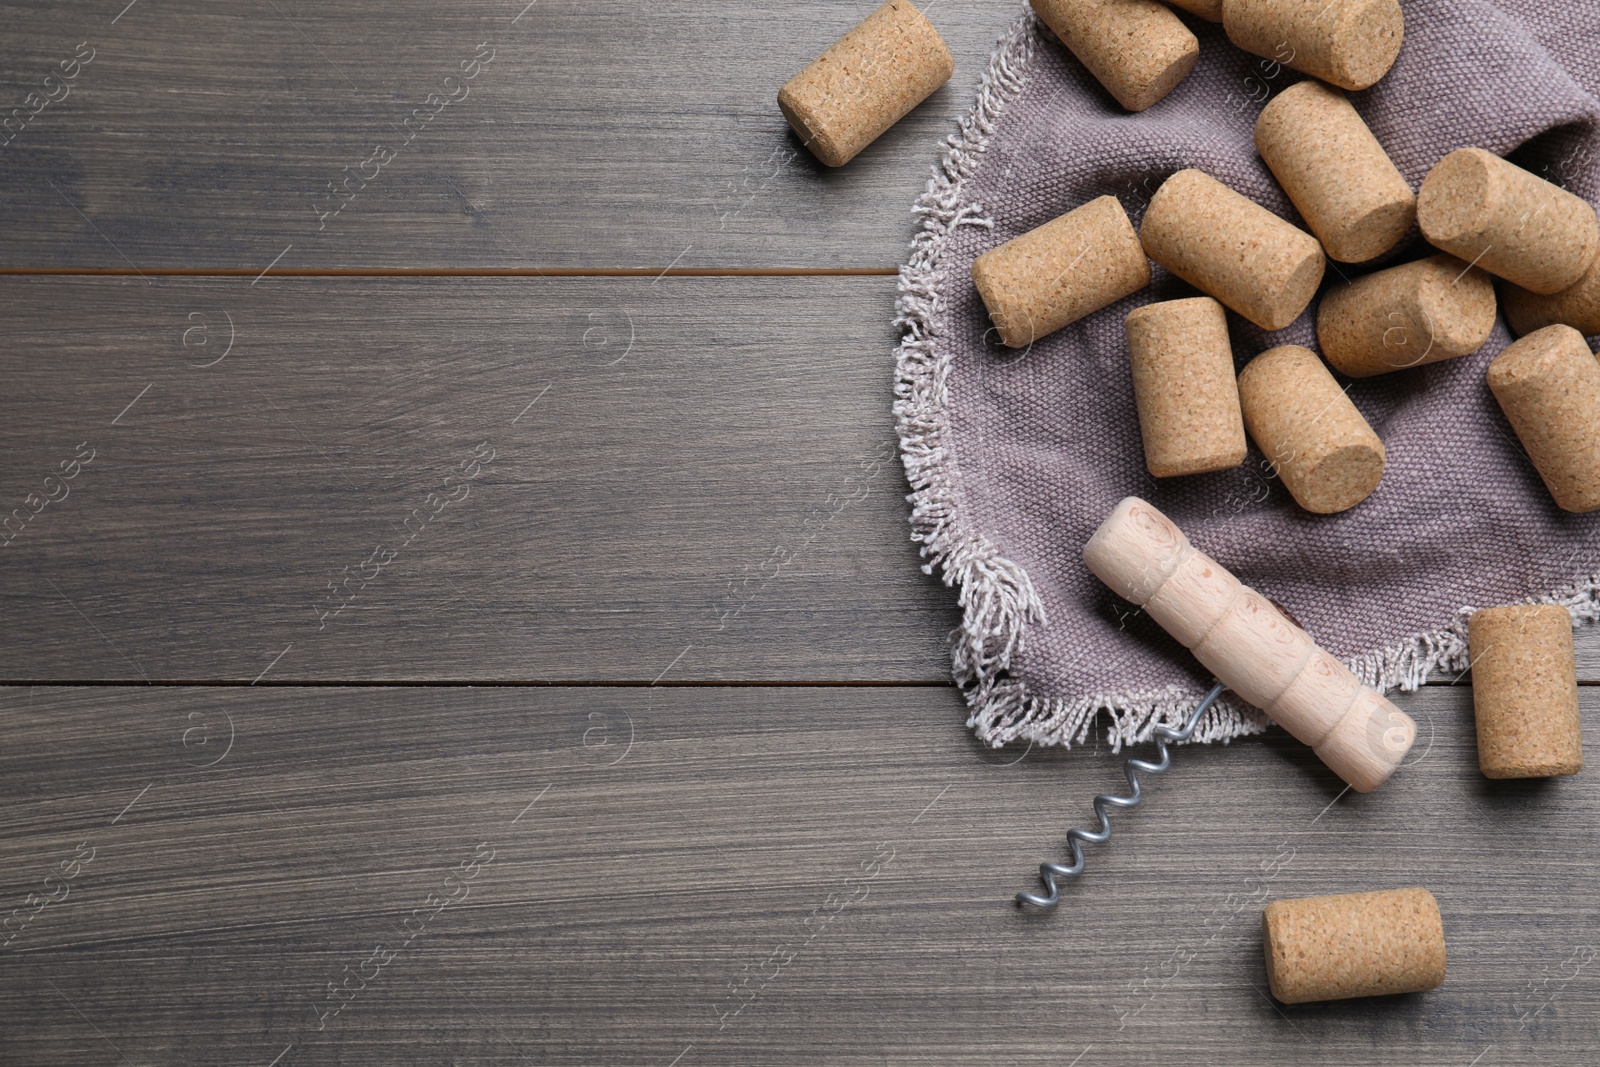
[0,0,1021,270]
[0,274,957,683]
[0,683,1593,1065]
[6,275,1600,685]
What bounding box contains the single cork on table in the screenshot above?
[973,196,1151,349]
[1468,605,1583,779]
[1487,324,1600,513]
[1317,254,1497,377]
[1031,0,1198,112]
[1418,148,1600,295]
[777,0,954,168]
[1255,80,1415,263]
[1503,255,1600,338]
[1223,0,1404,91]
[1083,497,1417,792]
[1263,888,1447,1003]
[1238,345,1385,513]
[1140,168,1324,331]
[1125,296,1247,476]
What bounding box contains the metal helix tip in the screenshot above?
[1016,682,1226,909]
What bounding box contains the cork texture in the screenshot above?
[1124,296,1247,476]
[1486,324,1600,512]
[1032,0,1199,112]
[777,0,954,168]
[1167,0,1224,20]
[1418,147,1600,295]
[1263,888,1446,1003]
[1503,255,1600,338]
[1140,168,1325,331]
[1468,604,1583,779]
[1317,254,1497,377]
[1238,345,1385,513]
[972,195,1151,349]
[1223,0,1404,91]
[1255,80,1415,263]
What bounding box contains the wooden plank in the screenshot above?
[0,0,1020,270]
[0,683,1592,1064]
[0,274,957,683]
[5,274,1600,684]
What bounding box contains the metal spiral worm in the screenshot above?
[1017,682,1226,908]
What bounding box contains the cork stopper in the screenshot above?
[1418,148,1600,295]
[1166,0,1224,21]
[777,0,954,168]
[1468,605,1583,779]
[1502,255,1600,339]
[1263,888,1447,1004]
[1223,0,1404,91]
[972,197,1151,349]
[1486,324,1600,513]
[1237,345,1385,513]
[1032,0,1199,113]
[1084,497,1417,792]
[1255,80,1415,264]
[1316,254,1498,377]
[1140,169,1325,331]
[1125,296,1248,476]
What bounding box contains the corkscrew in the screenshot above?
[1016,497,1419,909]
[1017,681,1224,908]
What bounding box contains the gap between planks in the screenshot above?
[0,267,901,278]
[1,679,1589,688]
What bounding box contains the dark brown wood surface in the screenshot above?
[2,2,1598,1064]
[1,685,1595,1065]
[0,275,955,683]
[0,0,1017,270]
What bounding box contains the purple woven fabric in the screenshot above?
[895,0,1600,750]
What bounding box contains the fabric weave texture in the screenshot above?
[894,0,1600,751]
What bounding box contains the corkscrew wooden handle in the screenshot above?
[1082,496,1416,791]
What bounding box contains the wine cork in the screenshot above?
[1032,0,1199,113]
[1486,324,1600,513]
[1417,148,1600,295]
[777,0,954,168]
[1468,605,1582,779]
[1140,169,1325,331]
[1223,0,1404,91]
[1503,256,1600,338]
[1237,345,1385,514]
[1166,0,1224,19]
[1316,254,1497,377]
[973,196,1151,349]
[1254,81,1415,264]
[1263,888,1447,1004]
[1084,497,1417,791]
[1125,297,1247,476]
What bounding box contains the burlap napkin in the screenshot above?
[895,0,1600,750]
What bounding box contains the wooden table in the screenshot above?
[1,3,1595,1063]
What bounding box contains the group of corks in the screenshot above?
[780,0,1591,1010]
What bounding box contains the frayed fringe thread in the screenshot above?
[892,8,1051,746]
[891,6,1600,755]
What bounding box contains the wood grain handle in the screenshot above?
[1082,496,1415,791]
